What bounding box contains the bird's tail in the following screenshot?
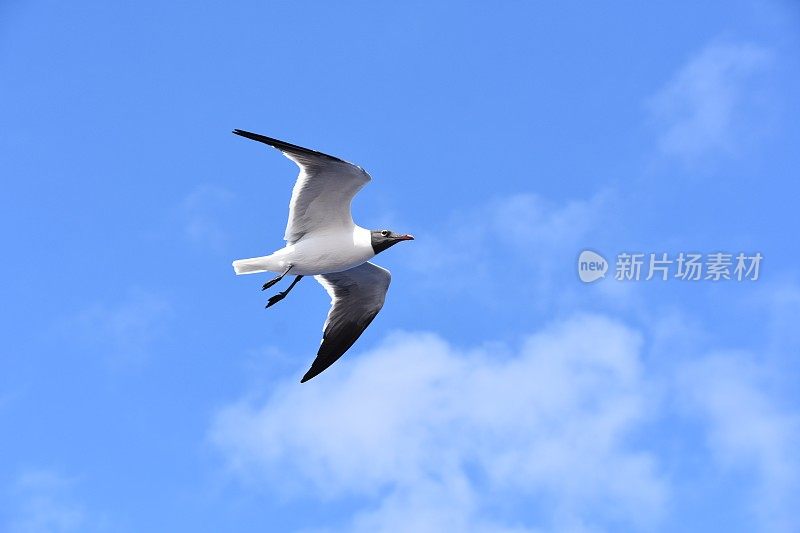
[232,256,274,275]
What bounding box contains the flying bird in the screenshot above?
[231,130,414,383]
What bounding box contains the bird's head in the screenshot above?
[370,229,415,254]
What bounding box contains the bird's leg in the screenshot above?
[262,265,293,291]
[266,275,304,308]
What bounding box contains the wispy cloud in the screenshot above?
[179,184,235,251]
[6,470,86,533]
[67,289,171,367]
[648,41,772,163]
[402,192,611,309]
[211,314,666,532]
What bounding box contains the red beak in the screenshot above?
[397,234,415,241]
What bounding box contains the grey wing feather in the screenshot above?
[232,129,371,244]
[302,262,391,383]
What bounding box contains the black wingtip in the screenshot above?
[300,365,323,383]
[231,129,346,163]
[232,129,265,142]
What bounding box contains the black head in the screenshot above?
[370,229,415,254]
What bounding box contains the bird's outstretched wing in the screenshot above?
[303,262,391,383]
[233,129,371,244]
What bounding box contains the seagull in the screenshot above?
[231,130,414,383]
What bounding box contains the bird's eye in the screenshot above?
[381,230,391,237]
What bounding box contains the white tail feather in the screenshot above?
[232,256,273,275]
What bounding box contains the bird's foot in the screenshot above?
[262,278,280,291]
[265,292,287,308]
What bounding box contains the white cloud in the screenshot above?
[648,41,772,162]
[179,184,235,250]
[211,314,666,532]
[678,353,800,533]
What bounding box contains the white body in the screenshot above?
[233,226,375,276]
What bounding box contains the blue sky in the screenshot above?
[1,1,799,531]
